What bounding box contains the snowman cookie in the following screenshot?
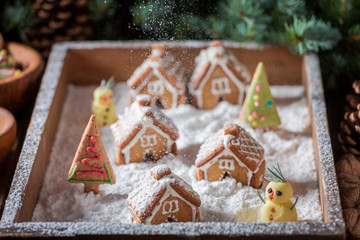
[258,164,298,222]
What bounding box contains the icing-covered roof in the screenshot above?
[127,44,187,93]
[128,165,201,222]
[195,123,264,171]
[190,41,251,90]
[111,96,179,147]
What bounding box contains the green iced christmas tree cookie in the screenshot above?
[239,62,281,128]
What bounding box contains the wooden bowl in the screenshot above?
[0,107,16,163]
[0,42,44,113]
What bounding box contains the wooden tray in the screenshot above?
[0,41,345,239]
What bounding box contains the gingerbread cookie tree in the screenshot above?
[239,62,281,128]
[67,115,116,194]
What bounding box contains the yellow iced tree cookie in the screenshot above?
[258,164,298,222]
[92,77,117,127]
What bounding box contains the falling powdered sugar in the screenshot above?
[31,82,322,223]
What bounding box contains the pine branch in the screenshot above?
[1,0,32,41]
[257,191,266,204]
[281,17,341,55]
[290,196,299,210]
[131,0,177,39]
[209,0,271,42]
[348,24,360,42]
[275,0,307,20]
[175,13,208,39]
[88,0,117,21]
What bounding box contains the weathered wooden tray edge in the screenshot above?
[0,41,345,239]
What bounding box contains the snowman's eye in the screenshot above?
[267,188,272,193]
[276,191,282,196]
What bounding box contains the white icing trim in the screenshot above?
[218,159,235,171]
[121,117,175,164]
[131,68,180,109]
[153,68,179,109]
[161,199,179,215]
[223,134,235,148]
[130,70,153,96]
[144,187,198,224]
[152,49,164,57]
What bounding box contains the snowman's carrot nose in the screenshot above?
[270,191,274,199]
[101,95,109,103]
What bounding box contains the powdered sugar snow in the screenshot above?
[31,83,322,223]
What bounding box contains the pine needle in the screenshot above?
[274,163,285,180]
[291,196,299,210]
[265,164,286,182]
[257,191,265,204]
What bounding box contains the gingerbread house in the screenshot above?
[111,95,179,165]
[128,165,201,224]
[189,41,251,109]
[127,44,187,109]
[195,123,265,189]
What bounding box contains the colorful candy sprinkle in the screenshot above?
[252,111,258,118]
[253,94,259,100]
[252,121,258,126]
[260,116,266,122]
[254,100,260,107]
[248,115,253,121]
[267,101,273,107]
[256,85,262,92]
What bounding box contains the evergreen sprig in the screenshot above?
[1,0,32,41]
[348,24,360,41]
[282,17,341,55]
[131,0,210,40]
[87,0,121,40]
[209,0,270,42]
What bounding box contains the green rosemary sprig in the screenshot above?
[100,76,115,89]
[290,196,299,210]
[257,191,265,204]
[264,164,286,182]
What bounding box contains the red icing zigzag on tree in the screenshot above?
[76,136,106,176]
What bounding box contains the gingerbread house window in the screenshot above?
[218,159,235,170]
[147,79,164,95]
[162,199,179,214]
[211,77,231,95]
[140,134,157,148]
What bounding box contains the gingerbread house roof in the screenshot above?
[128,165,201,222]
[127,44,187,93]
[111,95,179,148]
[190,41,251,90]
[195,123,264,172]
